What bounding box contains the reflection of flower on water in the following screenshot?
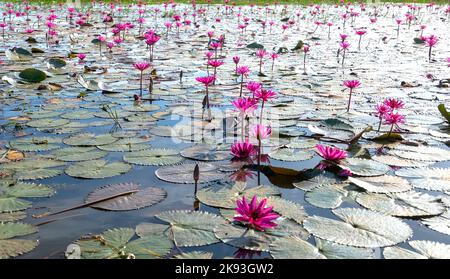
[229,169,255,182]
[233,248,262,259]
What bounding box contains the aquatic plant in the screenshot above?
[234,195,279,231]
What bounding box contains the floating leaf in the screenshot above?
[410,178,450,192]
[384,241,450,259]
[347,176,412,193]
[0,239,39,259]
[270,236,325,259]
[174,251,213,259]
[421,210,450,236]
[197,181,280,209]
[155,163,226,184]
[304,208,412,248]
[268,148,313,161]
[356,191,445,217]
[180,144,231,161]
[1,181,55,198]
[0,198,32,213]
[304,184,348,209]
[155,210,224,247]
[0,222,38,240]
[52,147,107,162]
[390,145,450,162]
[85,183,166,211]
[18,68,47,83]
[372,155,431,168]
[0,212,26,222]
[97,137,151,152]
[341,158,390,177]
[63,133,118,146]
[246,42,264,49]
[65,160,131,179]
[315,238,375,259]
[47,58,66,69]
[395,167,450,179]
[124,149,182,166]
[266,196,307,224]
[9,137,61,152]
[320,118,353,131]
[214,218,307,252]
[293,174,338,191]
[75,227,172,259]
[26,118,69,128]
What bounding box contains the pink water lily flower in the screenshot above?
[237,66,250,76]
[384,112,406,125]
[246,81,262,94]
[375,103,392,131]
[343,80,361,112]
[134,62,151,97]
[134,62,151,71]
[254,88,277,102]
[195,75,215,87]
[231,140,257,158]
[77,53,86,61]
[383,98,404,110]
[234,195,279,231]
[384,111,406,136]
[208,59,224,68]
[316,144,348,161]
[343,80,361,89]
[231,97,258,116]
[425,35,438,61]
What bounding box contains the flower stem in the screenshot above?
[239,75,244,97]
[259,101,265,126]
[139,71,143,97]
[347,88,352,112]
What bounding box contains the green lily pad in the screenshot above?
[9,136,61,152]
[155,210,225,247]
[268,148,313,161]
[174,251,213,259]
[19,68,47,83]
[341,158,390,177]
[124,148,183,166]
[26,118,69,128]
[304,184,348,209]
[75,227,172,259]
[0,222,38,240]
[270,236,326,259]
[347,176,412,193]
[51,147,108,162]
[65,160,131,179]
[180,144,231,161]
[197,181,280,209]
[0,212,27,222]
[63,133,118,146]
[356,191,445,217]
[155,163,226,184]
[97,137,151,152]
[304,208,412,248]
[0,239,39,259]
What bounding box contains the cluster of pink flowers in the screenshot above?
[375,98,406,133]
